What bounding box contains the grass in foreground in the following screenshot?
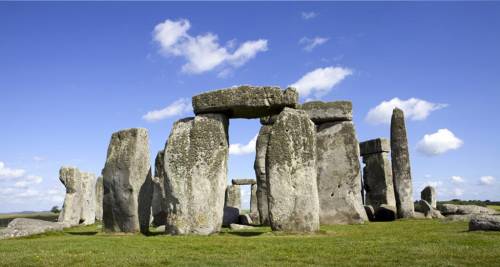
[0,219,499,266]
[487,205,500,212]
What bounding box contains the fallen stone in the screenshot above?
[364,205,375,221]
[391,108,414,218]
[223,185,241,226]
[95,176,103,221]
[267,108,319,232]
[58,167,83,226]
[230,224,255,230]
[421,186,437,209]
[192,86,298,118]
[413,211,428,219]
[418,200,444,219]
[155,225,166,232]
[164,114,228,235]
[79,172,96,225]
[316,120,367,224]
[374,204,397,221]
[361,150,396,211]
[438,204,496,215]
[239,214,253,225]
[231,179,256,185]
[152,150,167,227]
[299,101,352,124]
[254,125,272,226]
[469,215,500,231]
[102,128,153,234]
[359,138,390,156]
[0,218,66,240]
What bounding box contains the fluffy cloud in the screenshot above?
[451,176,465,183]
[153,19,268,75]
[452,187,464,197]
[0,162,26,179]
[416,129,463,156]
[299,37,328,52]
[301,11,317,20]
[14,175,43,188]
[142,98,192,122]
[479,176,495,185]
[365,98,447,125]
[229,135,258,155]
[289,66,352,99]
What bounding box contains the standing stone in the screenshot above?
[58,167,83,226]
[164,114,228,235]
[360,138,396,212]
[223,185,241,226]
[254,124,272,226]
[391,108,415,218]
[102,128,153,233]
[316,121,368,224]
[249,184,259,224]
[421,186,437,209]
[79,172,96,225]
[152,150,167,227]
[267,108,319,232]
[95,176,103,221]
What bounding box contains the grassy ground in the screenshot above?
[0,212,58,227]
[487,205,500,212]
[0,219,499,266]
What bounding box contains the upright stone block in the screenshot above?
[95,176,103,221]
[79,172,96,225]
[421,186,437,209]
[267,108,320,232]
[58,167,83,226]
[316,121,368,224]
[152,150,167,227]
[250,184,259,217]
[254,125,272,226]
[102,128,153,233]
[223,185,241,226]
[164,114,228,235]
[390,108,415,218]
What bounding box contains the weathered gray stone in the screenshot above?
[239,214,253,225]
[359,138,390,156]
[254,125,272,226]
[469,215,500,231]
[152,150,167,227]
[0,218,67,240]
[375,204,397,221]
[300,101,352,124]
[95,176,103,221]
[362,151,396,211]
[364,205,375,221]
[316,121,367,224]
[438,204,496,215]
[58,167,83,226]
[421,186,437,209]
[267,108,319,232]
[102,128,153,234]
[232,179,256,185]
[192,86,298,118]
[413,211,427,219]
[79,172,96,225]
[164,114,228,235]
[230,223,255,230]
[250,184,259,224]
[260,115,278,125]
[417,200,443,219]
[223,185,241,226]
[391,108,414,218]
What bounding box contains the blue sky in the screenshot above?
[1,2,499,212]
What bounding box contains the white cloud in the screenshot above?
[299,37,328,52]
[14,175,43,188]
[0,162,26,179]
[416,129,463,156]
[479,176,495,185]
[229,134,258,155]
[33,156,45,162]
[153,19,268,75]
[289,66,352,99]
[451,176,465,183]
[365,98,447,125]
[301,11,317,20]
[452,187,464,197]
[142,98,192,122]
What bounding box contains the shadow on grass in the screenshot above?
[144,231,166,237]
[67,231,99,236]
[225,231,265,237]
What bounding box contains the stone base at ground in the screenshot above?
[0,218,67,240]
[438,204,496,215]
[469,215,500,231]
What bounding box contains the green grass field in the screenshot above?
[1,219,499,266]
[487,205,500,212]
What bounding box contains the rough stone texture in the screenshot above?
[260,115,278,125]
[152,150,167,227]
[223,185,241,226]
[438,204,496,215]
[0,218,67,240]
[362,151,396,211]
[239,214,253,225]
[232,179,256,185]
[316,120,368,224]
[390,108,415,218]
[79,172,96,225]
[418,200,444,219]
[164,114,228,235]
[58,167,83,226]
[364,205,375,221]
[267,108,320,232]
[359,138,390,156]
[254,125,272,226]
[299,101,352,124]
[374,204,397,221]
[102,128,153,234]
[193,86,298,118]
[250,184,259,224]
[469,215,500,231]
[230,224,255,230]
[413,212,427,219]
[95,176,103,221]
[421,186,437,209]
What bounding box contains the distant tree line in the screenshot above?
[436,199,500,207]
